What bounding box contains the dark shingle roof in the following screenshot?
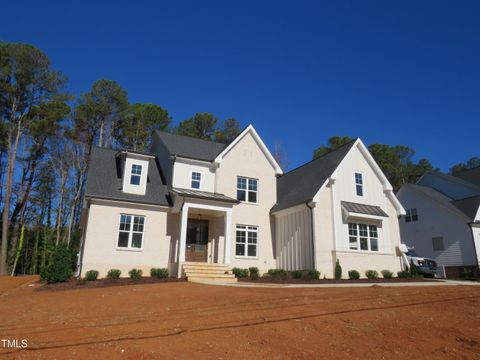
[272,139,357,212]
[341,201,389,217]
[452,195,480,221]
[171,188,239,203]
[453,166,480,187]
[153,130,226,161]
[85,147,171,206]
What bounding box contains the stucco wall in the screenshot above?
[215,131,277,272]
[172,159,216,192]
[81,200,171,277]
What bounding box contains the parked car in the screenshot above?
[404,246,438,278]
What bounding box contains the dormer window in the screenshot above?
[355,172,363,196]
[130,164,142,186]
[191,172,201,189]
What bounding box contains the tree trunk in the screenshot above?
[10,224,25,276]
[98,120,104,147]
[31,228,40,275]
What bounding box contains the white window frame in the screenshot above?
[191,171,201,190]
[130,164,142,186]
[348,223,378,252]
[117,214,145,250]
[355,172,363,197]
[237,176,258,204]
[235,225,258,258]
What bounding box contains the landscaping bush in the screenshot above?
[409,260,422,278]
[85,270,99,281]
[291,270,303,279]
[348,270,360,280]
[248,267,260,280]
[267,269,288,279]
[306,269,320,280]
[76,278,87,286]
[232,267,249,278]
[334,259,342,280]
[150,268,169,278]
[397,270,410,278]
[106,269,121,279]
[381,270,393,279]
[40,243,75,283]
[129,268,143,280]
[365,270,379,279]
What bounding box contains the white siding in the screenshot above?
[275,205,313,271]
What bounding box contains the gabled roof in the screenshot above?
[271,139,357,212]
[453,166,480,187]
[452,195,480,221]
[85,147,171,206]
[153,130,226,162]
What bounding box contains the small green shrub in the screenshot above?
[268,269,288,279]
[462,268,474,280]
[40,243,75,283]
[85,270,99,281]
[306,269,320,280]
[106,269,121,279]
[397,270,410,278]
[334,259,342,280]
[365,270,379,279]
[291,270,303,279]
[232,267,249,278]
[248,267,260,280]
[409,261,422,278]
[348,270,360,280]
[381,270,393,279]
[150,268,169,278]
[129,268,143,280]
[76,278,87,286]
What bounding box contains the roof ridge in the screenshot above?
[155,129,226,146]
[280,138,358,177]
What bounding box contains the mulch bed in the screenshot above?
[238,277,437,284]
[36,277,187,292]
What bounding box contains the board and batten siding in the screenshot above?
[275,205,314,271]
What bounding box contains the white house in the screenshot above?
[397,169,480,278]
[79,125,406,280]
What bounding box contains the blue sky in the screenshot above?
[2,0,479,171]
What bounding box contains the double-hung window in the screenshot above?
[405,208,418,222]
[355,172,363,196]
[348,223,378,251]
[130,164,142,185]
[118,214,145,249]
[237,177,258,203]
[191,172,201,189]
[235,225,258,257]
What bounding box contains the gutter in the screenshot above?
[306,201,317,270]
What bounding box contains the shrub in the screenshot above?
[381,270,393,279]
[397,270,410,278]
[129,268,143,280]
[348,270,360,280]
[85,270,99,281]
[76,278,87,286]
[291,270,303,279]
[334,259,342,280]
[268,269,288,279]
[106,269,121,279]
[462,268,474,280]
[232,267,249,278]
[306,269,320,280]
[40,243,75,283]
[150,268,169,278]
[365,270,379,279]
[248,267,260,280]
[409,260,422,278]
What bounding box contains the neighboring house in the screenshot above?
[397,168,480,278]
[79,125,406,279]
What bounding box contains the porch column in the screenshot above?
[178,204,189,263]
[224,210,232,264]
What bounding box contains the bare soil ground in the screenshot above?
[0,276,479,360]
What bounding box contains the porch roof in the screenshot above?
[341,201,389,218]
[171,188,240,204]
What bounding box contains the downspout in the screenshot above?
[306,201,317,270]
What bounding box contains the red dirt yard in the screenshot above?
[0,276,479,359]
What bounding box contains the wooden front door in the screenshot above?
[185,219,209,262]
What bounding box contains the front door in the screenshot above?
[185,219,209,262]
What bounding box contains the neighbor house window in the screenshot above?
[237,177,258,203]
[191,172,201,189]
[348,223,378,252]
[130,164,142,185]
[432,236,444,251]
[235,225,258,257]
[405,208,418,223]
[118,214,145,249]
[355,172,363,196]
